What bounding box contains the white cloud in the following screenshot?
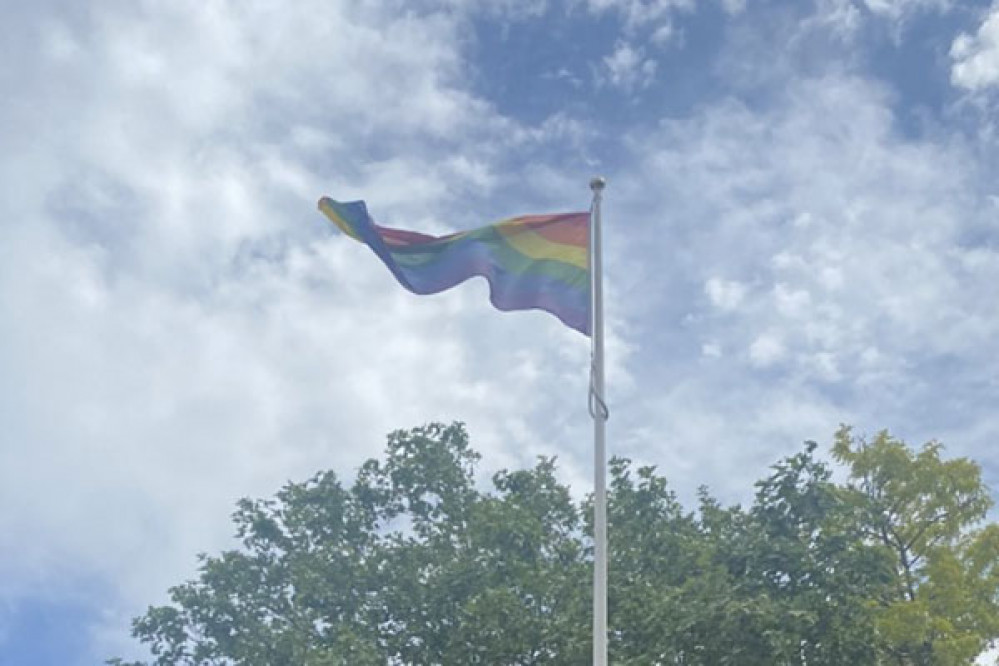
[951,3,999,91]
[584,0,694,31]
[862,0,952,21]
[601,72,999,509]
[793,0,952,45]
[472,0,550,19]
[702,341,723,357]
[704,276,748,311]
[749,333,787,366]
[720,0,747,15]
[650,20,678,45]
[812,0,864,39]
[774,283,812,318]
[0,1,599,662]
[598,41,658,92]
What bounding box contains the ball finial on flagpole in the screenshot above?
[590,176,606,192]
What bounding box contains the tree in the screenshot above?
[607,442,887,665]
[111,423,999,665]
[833,426,999,665]
[112,423,589,666]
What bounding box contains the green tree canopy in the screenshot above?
[111,423,999,665]
[833,426,999,665]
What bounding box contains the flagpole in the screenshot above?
[589,176,608,666]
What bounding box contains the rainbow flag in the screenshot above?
[318,198,591,335]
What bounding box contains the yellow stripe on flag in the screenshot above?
[498,223,588,269]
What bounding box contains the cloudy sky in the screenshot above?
[3,0,999,662]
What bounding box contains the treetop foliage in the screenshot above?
[111,423,999,666]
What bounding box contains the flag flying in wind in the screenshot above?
[318,198,591,335]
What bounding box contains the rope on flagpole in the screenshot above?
[589,359,609,421]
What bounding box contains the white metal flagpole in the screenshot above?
[589,176,609,666]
